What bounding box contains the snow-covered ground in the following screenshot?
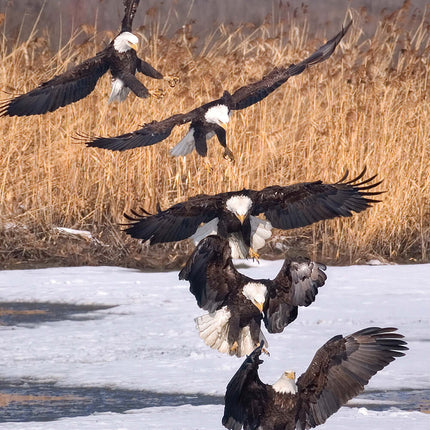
[0,261,429,429]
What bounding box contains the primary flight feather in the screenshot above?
[223,328,407,430]
[85,21,352,160]
[179,235,327,357]
[123,168,382,259]
[0,0,167,116]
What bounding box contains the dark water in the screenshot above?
[0,380,428,423]
[355,389,430,412]
[0,302,115,327]
[0,380,223,423]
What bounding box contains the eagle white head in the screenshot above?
[114,32,139,53]
[242,282,267,313]
[272,370,298,394]
[226,195,252,224]
[204,104,230,130]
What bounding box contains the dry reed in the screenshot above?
[0,3,429,267]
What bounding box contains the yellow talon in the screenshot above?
[204,159,213,172]
[223,149,235,163]
[230,341,239,354]
[249,248,260,262]
[164,75,180,87]
[262,347,270,356]
[150,88,165,99]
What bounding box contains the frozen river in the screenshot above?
[0,262,429,429]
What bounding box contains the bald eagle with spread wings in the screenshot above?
[0,0,171,116]
[179,235,327,357]
[223,328,407,430]
[85,21,352,160]
[124,168,382,259]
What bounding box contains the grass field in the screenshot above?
[0,3,429,268]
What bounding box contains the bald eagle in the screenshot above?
[0,0,166,116]
[223,328,407,430]
[85,21,351,160]
[179,235,326,357]
[124,168,382,259]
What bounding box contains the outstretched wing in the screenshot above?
[122,194,223,244]
[229,21,352,110]
[295,327,408,429]
[264,258,327,333]
[250,168,383,230]
[85,111,198,151]
[0,51,109,116]
[121,0,140,33]
[179,235,245,312]
[223,341,268,430]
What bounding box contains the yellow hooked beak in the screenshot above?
[219,121,228,131]
[284,371,296,380]
[254,301,264,313]
[236,214,245,224]
[129,42,138,51]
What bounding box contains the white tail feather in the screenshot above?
[108,78,130,103]
[170,128,196,157]
[195,307,268,357]
[250,216,272,251]
[236,326,268,357]
[195,308,231,354]
[191,218,219,245]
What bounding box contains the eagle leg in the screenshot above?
[204,159,213,172]
[164,75,180,87]
[223,147,235,163]
[149,88,165,99]
[249,247,260,262]
[230,341,239,354]
[214,127,234,162]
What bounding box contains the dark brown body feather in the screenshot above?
[179,235,326,355]
[84,22,351,156]
[223,328,408,430]
[0,0,162,116]
[123,168,382,256]
[180,236,264,352]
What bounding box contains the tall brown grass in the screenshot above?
[0,4,429,267]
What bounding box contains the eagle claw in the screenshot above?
[262,347,270,356]
[164,75,180,87]
[230,341,239,354]
[204,159,213,172]
[249,248,260,262]
[150,88,165,99]
[223,149,235,163]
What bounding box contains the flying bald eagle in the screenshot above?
[123,168,382,259]
[84,21,352,160]
[179,235,327,357]
[223,328,407,430]
[0,0,169,116]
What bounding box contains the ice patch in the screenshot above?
[0,263,429,428]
